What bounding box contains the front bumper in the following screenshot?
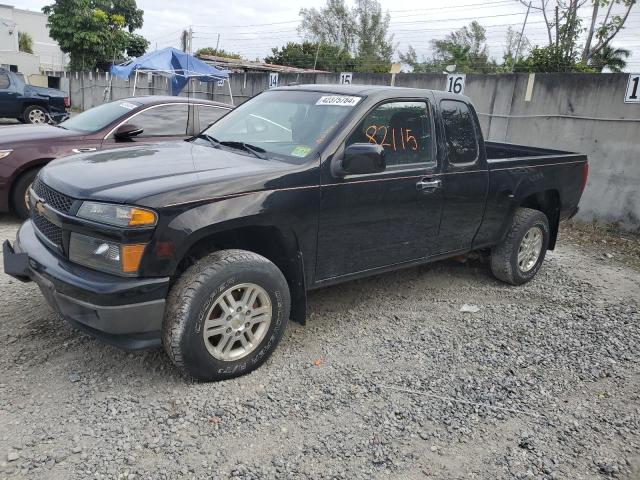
[3,221,170,350]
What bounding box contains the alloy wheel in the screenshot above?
[202,283,272,361]
[518,226,543,272]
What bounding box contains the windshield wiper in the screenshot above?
[219,141,268,159]
[195,133,221,148]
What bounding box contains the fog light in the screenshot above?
[69,233,146,276]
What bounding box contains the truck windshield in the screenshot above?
[200,90,361,161]
[59,100,142,133]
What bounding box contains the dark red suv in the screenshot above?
[0,96,232,218]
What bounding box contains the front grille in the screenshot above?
[31,210,63,248]
[31,177,74,214]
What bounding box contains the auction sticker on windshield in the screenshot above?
[119,102,138,110]
[315,96,361,107]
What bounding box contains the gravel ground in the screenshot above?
[0,214,638,480]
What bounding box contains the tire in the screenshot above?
[162,249,290,381]
[23,105,48,124]
[490,207,550,286]
[11,168,39,220]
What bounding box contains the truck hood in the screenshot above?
[40,141,296,206]
[0,124,80,145]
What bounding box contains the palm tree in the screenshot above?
[590,45,631,73]
[18,32,33,54]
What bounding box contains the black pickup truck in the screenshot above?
[0,69,69,124]
[3,85,588,381]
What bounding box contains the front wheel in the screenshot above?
[162,249,290,381]
[11,168,39,220]
[490,208,550,285]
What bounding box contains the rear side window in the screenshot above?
[0,74,9,89]
[198,105,229,129]
[440,100,478,164]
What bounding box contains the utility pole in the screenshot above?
[215,33,220,52]
[313,41,321,71]
[181,30,188,52]
[512,1,531,72]
[188,26,193,54]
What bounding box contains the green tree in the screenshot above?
[299,0,393,72]
[265,41,354,71]
[300,0,355,53]
[589,44,630,72]
[401,22,496,73]
[518,0,635,65]
[518,45,593,72]
[501,26,530,71]
[126,33,148,58]
[18,32,33,54]
[42,0,146,70]
[353,0,393,72]
[195,47,242,60]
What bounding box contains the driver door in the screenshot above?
[315,99,444,281]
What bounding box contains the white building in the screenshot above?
[0,3,67,77]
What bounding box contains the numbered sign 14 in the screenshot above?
[446,74,466,95]
[625,73,639,103]
[340,72,352,85]
[268,73,279,89]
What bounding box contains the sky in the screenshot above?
[13,0,640,70]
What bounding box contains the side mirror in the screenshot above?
[334,143,386,176]
[114,123,143,140]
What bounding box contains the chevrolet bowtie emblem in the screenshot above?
[35,199,46,216]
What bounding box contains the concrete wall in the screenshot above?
[67,71,640,230]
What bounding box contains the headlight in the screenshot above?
[0,149,13,159]
[69,233,146,276]
[77,201,157,227]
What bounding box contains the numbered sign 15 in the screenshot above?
[268,73,279,89]
[340,72,352,85]
[625,73,639,103]
[446,74,466,95]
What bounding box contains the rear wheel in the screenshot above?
[490,208,549,285]
[11,168,39,220]
[162,249,290,381]
[23,105,48,124]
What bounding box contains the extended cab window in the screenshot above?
[134,104,189,137]
[440,100,478,164]
[0,74,9,89]
[347,101,432,166]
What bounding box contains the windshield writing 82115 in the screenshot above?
[365,125,418,151]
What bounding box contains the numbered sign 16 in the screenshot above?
[446,74,466,95]
[268,73,279,89]
[625,73,639,103]
[216,79,225,87]
[340,72,352,85]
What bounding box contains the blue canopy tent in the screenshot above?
[110,47,232,103]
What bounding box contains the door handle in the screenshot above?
[416,178,442,191]
[71,147,97,154]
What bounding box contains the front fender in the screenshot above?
[142,185,320,279]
